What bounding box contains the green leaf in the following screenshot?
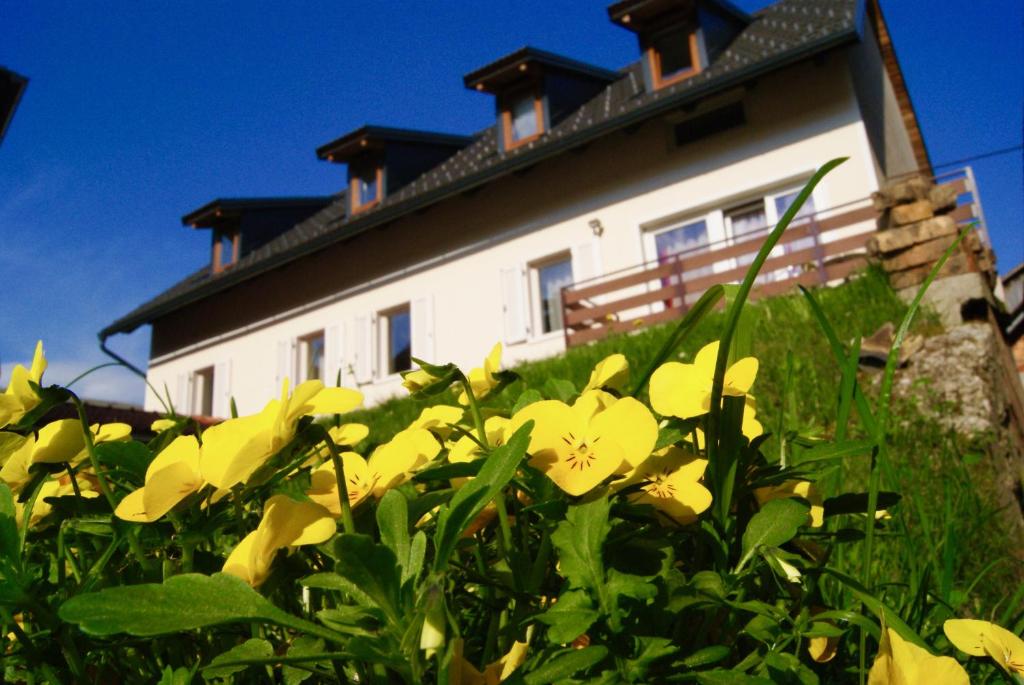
[94,440,152,480]
[551,494,611,592]
[59,573,336,641]
[522,646,609,684]
[432,422,530,571]
[821,567,927,648]
[157,666,193,685]
[626,636,677,680]
[405,530,426,586]
[283,636,326,685]
[376,490,411,574]
[543,378,577,403]
[606,569,657,604]
[737,498,809,572]
[334,535,401,623]
[696,670,775,685]
[205,638,273,680]
[513,388,544,414]
[681,645,730,668]
[795,439,874,464]
[536,590,599,643]
[412,460,483,483]
[0,483,19,564]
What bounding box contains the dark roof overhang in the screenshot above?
[608,0,751,31]
[0,66,29,145]
[316,125,474,163]
[463,47,620,94]
[181,196,334,228]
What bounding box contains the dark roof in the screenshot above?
[0,66,28,145]
[102,0,863,340]
[316,125,475,162]
[182,196,335,228]
[463,47,621,93]
[608,0,752,30]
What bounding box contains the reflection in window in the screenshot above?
[652,28,695,81]
[301,332,325,383]
[193,367,214,416]
[537,258,574,334]
[387,308,411,374]
[216,231,237,270]
[509,93,539,143]
[726,202,769,269]
[654,219,711,307]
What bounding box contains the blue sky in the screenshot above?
[2,0,1022,404]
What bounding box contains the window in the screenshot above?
[214,230,238,272]
[298,331,326,382]
[382,306,411,375]
[192,366,214,416]
[725,202,769,269]
[652,219,712,308]
[502,88,544,149]
[648,25,701,89]
[350,166,382,213]
[533,256,574,334]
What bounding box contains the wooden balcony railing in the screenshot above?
[561,168,984,347]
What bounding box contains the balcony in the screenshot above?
[561,167,986,347]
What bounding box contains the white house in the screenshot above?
[102,0,938,416]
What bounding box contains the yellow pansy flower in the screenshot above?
[17,473,99,528]
[582,354,629,393]
[457,343,502,406]
[944,618,1024,676]
[408,405,464,440]
[0,434,34,494]
[868,627,968,684]
[200,379,363,490]
[307,428,441,514]
[114,436,204,523]
[150,418,178,433]
[509,390,657,496]
[223,494,336,587]
[450,636,530,685]
[754,480,824,528]
[0,341,46,429]
[29,420,131,466]
[649,341,758,419]
[447,416,509,488]
[615,446,711,525]
[306,423,371,467]
[401,368,440,394]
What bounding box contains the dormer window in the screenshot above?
[351,165,382,213]
[503,88,544,149]
[648,24,700,88]
[213,229,238,272]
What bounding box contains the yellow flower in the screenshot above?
[450,636,530,685]
[944,618,1024,676]
[401,368,440,394]
[615,446,711,525]
[754,480,824,528]
[223,494,335,587]
[29,420,131,466]
[509,390,657,496]
[0,341,46,429]
[307,428,441,514]
[0,434,33,494]
[868,627,968,685]
[458,343,502,406]
[306,422,371,467]
[408,405,464,440]
[683,398,763,450]
[114,436,204,523]
[808,608,839,663]
[447,416,509,487]
[17,473,99,528]
[582,354,629,393]
[200,379,362,490]
[649,341,758,419]
[150,418,178,433]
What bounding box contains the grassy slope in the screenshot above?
[345,266,1021,621]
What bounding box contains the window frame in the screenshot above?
[191,366,215,417]
[297,330,326,383]
[212,229,240,273]
[350,166,384,214]
[378,303,412,378]
[646,24,702,90]
[501,85,545,151]
[529,252,574,338]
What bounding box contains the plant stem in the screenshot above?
[319,426,356,535]
[69,393,117,511]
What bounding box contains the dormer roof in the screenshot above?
[182,197,334,228]
[608,0,751,31]
[463,47,620,94]
[316,125,473,163]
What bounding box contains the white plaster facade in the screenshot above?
[141,40,916,416]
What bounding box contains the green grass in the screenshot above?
[344,265,1022,628]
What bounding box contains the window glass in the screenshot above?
[358,172,378,206]
[218,232,235,267]
[537,258,574,334]
[654,220,712,302]
[653,29,694,80]
[193,367,214,416]
[774,191,816,221]
[510,93,539,142]
[302,333,325,382]
[726,202,768,239]
[387,308,412,374]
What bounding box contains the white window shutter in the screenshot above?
[354,315,374,383]
[411,295,435,364]
[175,373,189,416]
[212,360,231,418]
[571,240,602,285]
[324,325,341,386]
[500,265,529,344]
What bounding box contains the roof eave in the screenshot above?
[103,25,862,340]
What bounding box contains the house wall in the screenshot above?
[145,53,883,416]
[846,16,918,180]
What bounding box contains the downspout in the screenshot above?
[97,330,148,380]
